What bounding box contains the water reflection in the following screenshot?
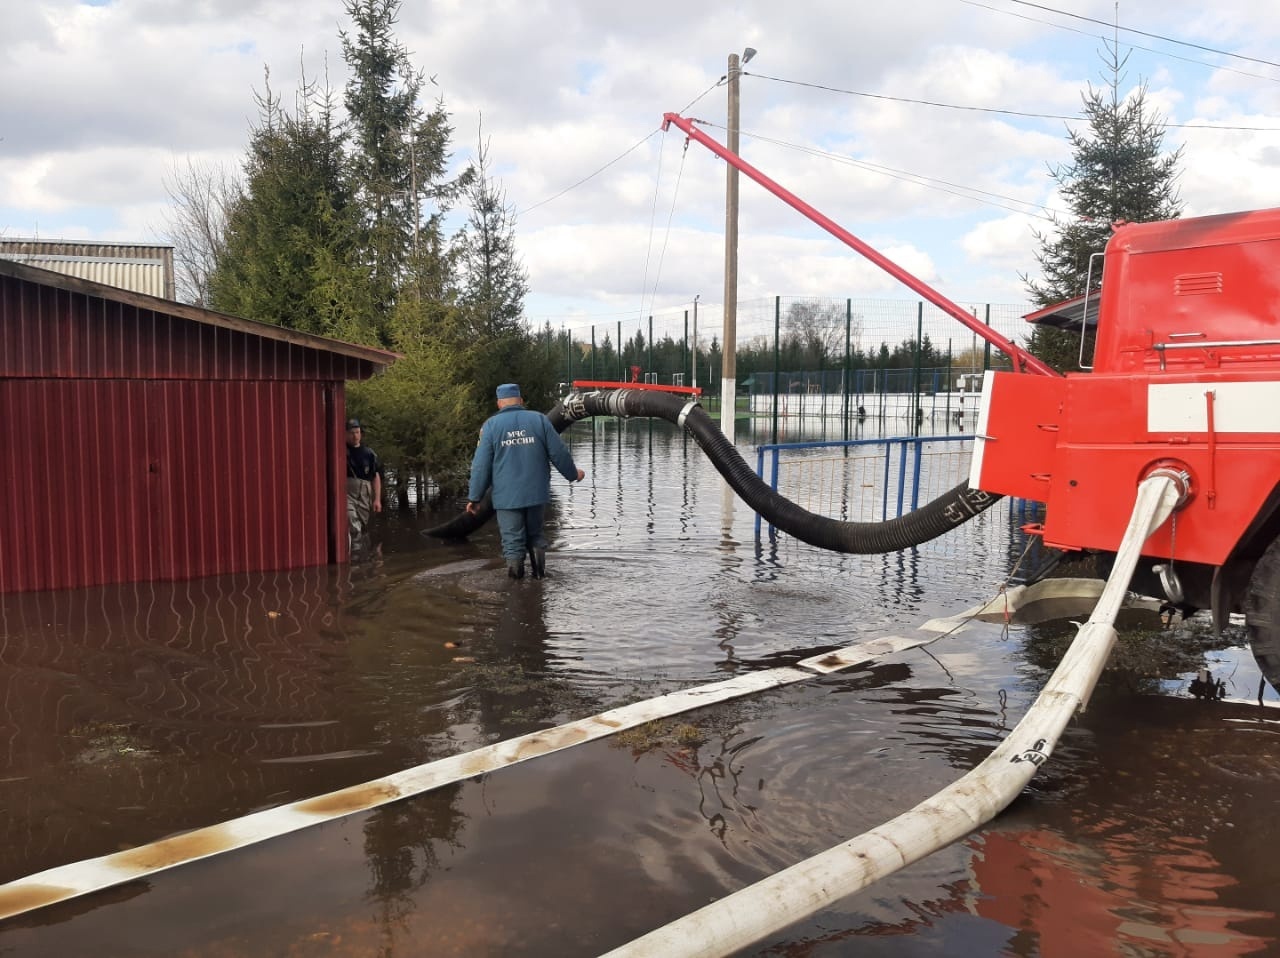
[963,694,1280,957]
[3,423,1279,957]
[361,785,464,953]
[0,568,356,881]
[970,827,1271,957]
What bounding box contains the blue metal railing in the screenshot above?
[753,435,977,539]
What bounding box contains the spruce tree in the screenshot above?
[458,132,529,339]
[341,0,465,332]
[453,130,559,407]
[209,71,370,341]
[1025,41,1183,372]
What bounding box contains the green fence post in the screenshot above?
[772,295,780,445]
[914,302,923,435]
[843,298,852,441]
[984,303,992,371]
[648,315,653,380]
[946,339,953,432]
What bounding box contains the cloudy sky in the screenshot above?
[4,0,1280,338]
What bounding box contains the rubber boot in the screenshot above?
[528,545,546,579]
[507,560,524,579]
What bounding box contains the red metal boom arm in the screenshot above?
[662,112,1059,378]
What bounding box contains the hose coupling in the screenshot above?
[1141,459,1194,510]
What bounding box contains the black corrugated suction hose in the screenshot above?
[424,390,1002,552]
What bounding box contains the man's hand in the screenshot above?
[373,499,383,514]
[465,501,478,515]
[575,468,586,481]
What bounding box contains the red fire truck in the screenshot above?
[662,113,1280,692]
[973,208,1280,689]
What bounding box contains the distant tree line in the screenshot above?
[550,301,975,388]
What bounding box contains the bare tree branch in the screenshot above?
[161,156,241,305]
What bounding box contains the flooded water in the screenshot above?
[2,419,1279,957]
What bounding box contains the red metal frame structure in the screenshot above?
[662,112,1058,378]
[0,259,397,594]
[572,380,703,396]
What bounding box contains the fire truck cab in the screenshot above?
[971,208,1280,691]
[659,111,1280,691]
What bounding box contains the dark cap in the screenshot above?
[496,383,521,400]
[345,418,361,430]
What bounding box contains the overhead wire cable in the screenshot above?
[517,130,659,217]
[960,0,1280,86]
[747,72,1077,121]
[745,72,1280,131]
[679,79,724,115]
[1004,0,1280,70]
[634,80,720,320]
[515,79,722,218]
[643,136,691,322]
[636,126,669,324]
[696,119,1063,222]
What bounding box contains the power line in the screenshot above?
[749,72,1073,121]
[643,139,690,321]
[754,133,1060,221]
[746,72,1280,132]
[961,0,1280,85]
[515,80,723,219]
[697,120,1063,223]
[1004,0,1280,70]
[517,129,659,217]
[636,124,668,323]
[962,0,1280,84]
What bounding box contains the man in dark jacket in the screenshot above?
[466,383,585,579]
[345,418,383,537]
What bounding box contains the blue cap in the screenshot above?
[496,383,521,400]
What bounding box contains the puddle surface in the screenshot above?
[2,421,1277,956]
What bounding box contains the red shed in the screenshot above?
[0,259,398,594]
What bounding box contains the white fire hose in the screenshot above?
[602,472,1183,957]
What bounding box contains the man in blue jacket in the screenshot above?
[466,383,585,579]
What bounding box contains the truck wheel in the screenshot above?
[1244,538,1280,694]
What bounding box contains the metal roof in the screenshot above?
[0,238,176,299]
[0,257,399,371]
[1022,290,1100,331]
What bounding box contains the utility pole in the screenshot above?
[722,48,755,438]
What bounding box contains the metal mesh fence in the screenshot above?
[766,439,976,523]
[539,295,1031,438]
[755,436,1048,564]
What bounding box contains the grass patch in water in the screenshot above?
[613,719,708,754]
[68,721,156,764]
[1021,609,1242,694]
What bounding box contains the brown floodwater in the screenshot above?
[2,419,1278,957]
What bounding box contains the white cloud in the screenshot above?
[5,0,1280,327]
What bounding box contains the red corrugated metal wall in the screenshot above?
[0,379,336,593]
[0,270,378,593]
